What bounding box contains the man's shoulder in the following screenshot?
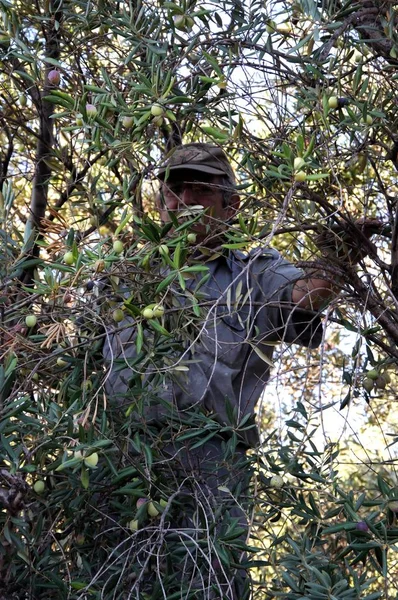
[229,245,300,287]
[231,246,282,264]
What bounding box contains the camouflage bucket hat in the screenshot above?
[157,142,236,184]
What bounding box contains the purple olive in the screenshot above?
[48,69,60,86]
[356,521,369,532]
[136,497,147,509]
[212,558,221,570]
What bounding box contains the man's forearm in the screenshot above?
[292,274,339,310]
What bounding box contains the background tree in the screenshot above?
[1,0,398,598]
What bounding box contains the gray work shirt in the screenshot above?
[103,247,322,447]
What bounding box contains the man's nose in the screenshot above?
[180,184,195,205]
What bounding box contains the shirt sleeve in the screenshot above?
[248,250,323,349]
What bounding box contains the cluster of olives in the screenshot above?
[363,369,391,393]
[129,496,168,531]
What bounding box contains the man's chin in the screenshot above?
[162,217,224,247]
[190,224,225,247]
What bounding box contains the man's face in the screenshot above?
[158,170,239,243]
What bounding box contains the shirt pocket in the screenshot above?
[200,305,250,367]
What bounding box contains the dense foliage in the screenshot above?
[1,0,398,598]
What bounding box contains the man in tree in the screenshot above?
[103,143,374,599]
[153,142,329,440]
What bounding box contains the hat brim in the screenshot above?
[157,164,226,179]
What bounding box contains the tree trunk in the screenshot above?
[22,6,62,284]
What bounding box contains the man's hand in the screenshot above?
[314,217,384,265]
[292,217,384,310]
